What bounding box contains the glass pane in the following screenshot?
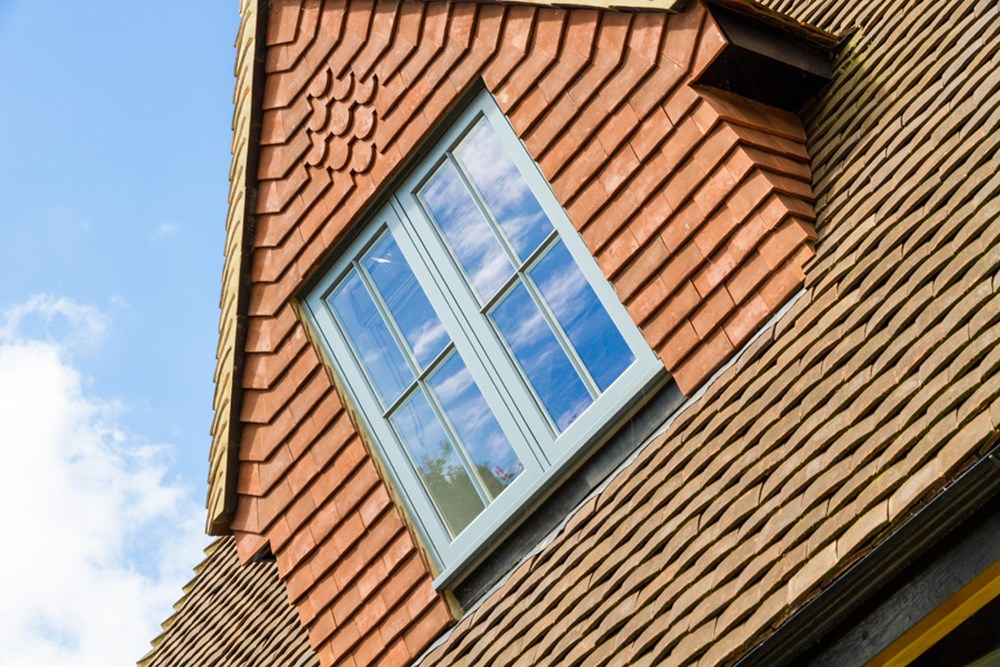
[391,390,486,538]
[362,233,449,370]
[428,352,524,499]
[490,282,592,431]
[529,241,634,391]
[419,160,514,302]
[455,120,553,262]
[329,270,412,406]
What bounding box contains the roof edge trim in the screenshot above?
[704,0,843,49]
[206,0,268,536]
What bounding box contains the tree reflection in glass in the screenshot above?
[391,390,485,537]
[428,352,523,498]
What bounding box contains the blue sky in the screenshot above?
[0,1,240,664]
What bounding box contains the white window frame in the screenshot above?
[302,88,665,586]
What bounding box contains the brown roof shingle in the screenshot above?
[140,538,319,666]
[418,0,1000,663]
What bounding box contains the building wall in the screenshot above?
[230,1,817,665]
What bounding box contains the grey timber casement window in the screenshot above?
[303,89,663,583]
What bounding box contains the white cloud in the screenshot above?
[0,295,207,667]
[152,223,179,239]
[109,294,130,310]
[0,293,107,350]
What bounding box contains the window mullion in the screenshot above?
[357,236,494,509]
[388,195,551,465]
[478,230,558,315]
[520,275,599,399]
[518,228,558,269]
[384,340,499,507]
[416,341,455,384]
[382,380,419,418]
[480,279,561,437]
[479,271,520,314]
[354,252,423,379]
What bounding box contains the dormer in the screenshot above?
[204,1,840,663]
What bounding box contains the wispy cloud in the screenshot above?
[152,223,179,239]
[421,161,514,299]
[0,293,108,351]
[0,295,206,667]
[109,294,130,310]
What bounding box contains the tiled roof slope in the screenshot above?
[228,2,824,664]
[139,537,319,666]
[419,0,1000,665]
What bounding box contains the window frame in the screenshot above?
[302,88,665,586]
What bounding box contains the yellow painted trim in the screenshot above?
[867,557,1000,667]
